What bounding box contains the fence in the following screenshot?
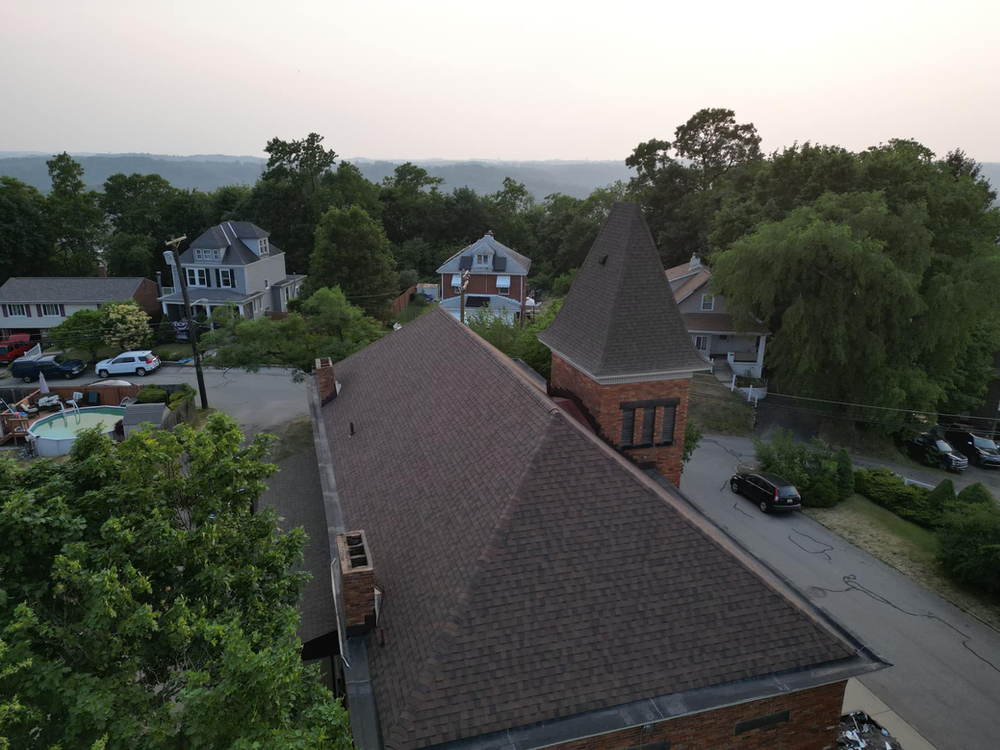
[392,287,416,318]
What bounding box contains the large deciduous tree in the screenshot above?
[308,206,399,319]
[0,177,53,285]
[0,414,352,749]
[45,153,104,275]
[101,299,152,352]
[47,308,106,362]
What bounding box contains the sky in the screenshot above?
[2,0,999,162]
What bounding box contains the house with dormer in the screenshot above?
[158,222,305,321]
[666,254,768,379]
[435,231,531,322]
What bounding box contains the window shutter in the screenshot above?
[2,305,7,317]
[25,305,31,317]
[620,408,636,446]
[641,407,656,445]
[216,269,221,287]
[36,304,42,316]
[59,304,66,317]
[661,405,676,444]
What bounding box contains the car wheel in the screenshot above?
[135,368,146,377]
[64,372,74,380]
[23,375,33,383]
[730,479,740,494]
[758,499,770,514]
[98,369,109,378]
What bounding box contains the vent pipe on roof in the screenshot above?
[336,530,377,635]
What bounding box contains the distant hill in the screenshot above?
[0,154,266,192]
[0,152,631,199]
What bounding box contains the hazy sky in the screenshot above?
[2,0,998,161]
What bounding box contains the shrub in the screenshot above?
[167,383,196,411]
[937,503,1000,595]
[926,479,957,521]
[854,467,936,527]
[136,386,168,404]
[834,449,854,500]
[957,482,995,508]
[803,476,840,508]
[754,429,838,492]
[550,268,579,296]
[157,318,176,344]
[683,421,703,467]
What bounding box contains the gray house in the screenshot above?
[665,255,767,378]
[158,222,305,321]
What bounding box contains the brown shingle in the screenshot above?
[537,202,709,379]
[321,309,854,750]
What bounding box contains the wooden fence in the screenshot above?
[392,287,416,317]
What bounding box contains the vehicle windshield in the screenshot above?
[935,440,953,453]
[52,355,67,364]
[777,486,799,498]
[974,437,998,450]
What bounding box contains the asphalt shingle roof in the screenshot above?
[538,203,709,379]
[683,312,767,335]
[0,277,146,303]
[182,222,283,266]
[436,234,531,275]
[321,308,854,750]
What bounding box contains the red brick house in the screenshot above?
[300,204,886,750]
[435,231,531,323]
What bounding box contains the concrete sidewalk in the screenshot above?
[843,679,936,750]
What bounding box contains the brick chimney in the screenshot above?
[97,264,107,278]
[336,530,376,635]
[486,229,495,237]
[315,357,339,405]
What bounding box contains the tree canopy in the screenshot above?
[0,414,351,749]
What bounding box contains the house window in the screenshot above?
[252,297,261,312]
[475,253,488,265]
[621,408,636,446]
[496,275,511,296]
[701,294,714,311]
[7,304,26,316]
[186,268,208,287]
[641,407,657,445]
[694,335,709,351]
[660,404,677,444]
[260,238,269,256]
[620,398,681,448]
[194,249,203,260]
[264,279,269,290]
[283,286,290,303]
[41,304,60,316]
[218,269,234,288]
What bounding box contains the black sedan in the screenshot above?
[905,433,968,472]
[944,429,1000,468]
[730,471,802,514]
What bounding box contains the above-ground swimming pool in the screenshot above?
[29,406,126,457]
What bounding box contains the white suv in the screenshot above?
[96,350,161,378]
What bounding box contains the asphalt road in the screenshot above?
[681,434,1000,750]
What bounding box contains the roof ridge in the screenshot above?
[386,423,557,748]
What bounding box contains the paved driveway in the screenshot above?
[681,434,1000,750]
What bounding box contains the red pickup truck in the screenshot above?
[0,334,33,364]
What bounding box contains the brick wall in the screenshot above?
[441,273,524,303]
[550,353,690,485]
[548,681,846,750]
[132,278,162,321]
[315,358,337,405]
[336,531,376,635]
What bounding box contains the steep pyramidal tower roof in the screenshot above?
[538,202,710,380]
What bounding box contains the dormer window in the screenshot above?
[194,248,221,261]
[474,253,488,266]
[701,294,715,311]
[260,238,270,257]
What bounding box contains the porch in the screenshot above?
[158,289,265,323]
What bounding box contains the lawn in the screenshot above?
[395,299,438,325]
[152,343,192,362]
[806,493,1000,630]
[688,373,755,437]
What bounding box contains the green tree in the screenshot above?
[104,232,153,277]
[834,449,854,500]
[47,308,106,362]
[0,177,53,286]
[671,107,763,189]
[927,478,957,520]
[0,415,352,748]
[101,300,151,352]
[379,162,446,246]
[308,206,398,319]
[45,152,104,275]
[956,482,994,507]
[683,421,703,467]
[398,268,419,290]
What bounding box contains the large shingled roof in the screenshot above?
[538,202,709,379]
[320,309,863,750]
[0,276,148,303]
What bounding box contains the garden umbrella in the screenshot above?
[38,371,50,394]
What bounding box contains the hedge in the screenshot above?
[755,429,847,507]
[853,468,937,527]
[956,482,995,508]
[136,386,168,404]
[937,503,1000,596]
[804,476,840,508]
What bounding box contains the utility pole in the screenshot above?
[164,236,209,409]
[459,269,470,325]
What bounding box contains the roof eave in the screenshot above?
[543,346,712,384]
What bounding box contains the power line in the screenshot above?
[762,387,998,422]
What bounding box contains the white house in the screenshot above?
[0,273,161,339]
[665,255,768,379]
[159,222,305,321]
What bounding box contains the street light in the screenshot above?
[164,238,209,409]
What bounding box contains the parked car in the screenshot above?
[0,334,32,364]
[943,429,1000,468]
[95,350,161,378]
[10,354,87,382]
[905,433,968,472]
[730,471,802,514]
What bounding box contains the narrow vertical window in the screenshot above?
[661,405,676,444]
[641,407,656,445]
[621,408,636,446]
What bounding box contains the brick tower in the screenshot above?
[537,202,710,485]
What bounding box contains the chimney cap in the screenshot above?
[486,229,495,237]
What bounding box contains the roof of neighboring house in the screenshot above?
[181,222,282,265]
[683,312,768,335]
[538,203,710,380]
[318,308,873,750]
[0,277,149,303]
[664,259,713,303]
[121,403,166,430]
[157,288,264,305]
[436,234,531,275]
[272,274,307,288]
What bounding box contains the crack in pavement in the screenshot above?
[788,529,834,561]
[733,502,755,519]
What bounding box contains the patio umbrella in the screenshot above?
[38,371,50,395]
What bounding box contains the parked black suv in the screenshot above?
[10,354,87,382]
[905,432,968,472]
[944,429,1000,468]
[730,471,802,514]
